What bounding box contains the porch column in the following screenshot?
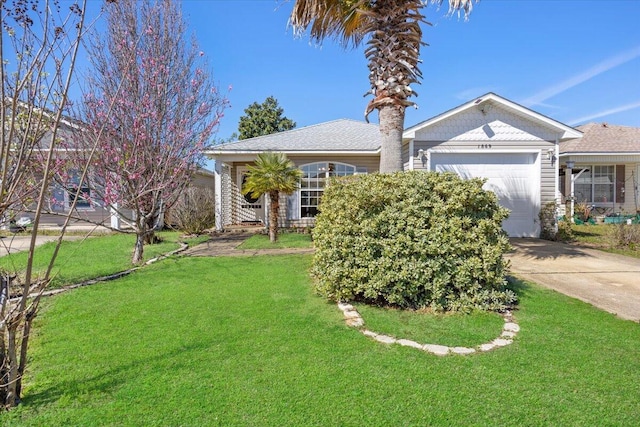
[214,161,223,231]
[565,160,575,222]
[110,203,120,230]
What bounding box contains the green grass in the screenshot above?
[4,254,639,426]
[572,224,640,258]
[0,232,182,288]
[572,224,610,244]
[355,304,505,348]
[236,232,313,249]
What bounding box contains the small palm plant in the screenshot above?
[243,152,303,242]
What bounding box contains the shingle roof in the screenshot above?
[560,122,640,153]
[208,119,381,153]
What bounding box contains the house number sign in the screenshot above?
[478,144,492,149]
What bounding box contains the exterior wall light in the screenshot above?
[547,148,554,160]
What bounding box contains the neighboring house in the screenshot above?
[10,112,213,231]
[191,167,216,190]
[7,114,119,229]
[206,93,638,237]
[559,123,640,217]
[38,166,214,230]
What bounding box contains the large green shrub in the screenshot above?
[538,201,558,240]
[311,171,516,312]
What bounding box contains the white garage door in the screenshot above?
[431,152,539,237]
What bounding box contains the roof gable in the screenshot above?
[207,119,381,155]
[404,93,582,142]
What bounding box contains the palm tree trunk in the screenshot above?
[269,191,280,243]
[378,104,405,173]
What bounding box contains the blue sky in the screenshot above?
[82,0,640,142]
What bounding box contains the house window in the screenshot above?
[62,169,95,210]
[574,165,616,204]
[299,162,361,217]
[67,186,92,209]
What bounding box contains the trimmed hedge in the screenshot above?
[311,171,516,312]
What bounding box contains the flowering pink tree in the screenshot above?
[79,0,226,263]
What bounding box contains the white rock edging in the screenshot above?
[21,242,190,301]
[337,302,519,356]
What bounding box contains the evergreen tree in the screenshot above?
[238,96,295,140]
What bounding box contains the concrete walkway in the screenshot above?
[184,232,315,257]
[505,239,640,322]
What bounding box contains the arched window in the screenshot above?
[299,162,360,217]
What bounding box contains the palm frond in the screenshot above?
[243,152,303,199]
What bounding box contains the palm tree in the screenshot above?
[290,0,476,172]
[243,152,303,242]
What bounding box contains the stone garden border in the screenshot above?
[337,302,519,356]
[20,242,189,300]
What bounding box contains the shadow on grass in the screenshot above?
[573,229,601,238]
[21,339,214,408]
[506,275,532,302]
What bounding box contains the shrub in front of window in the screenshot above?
[167,187,216,235]
[311,171,516,312]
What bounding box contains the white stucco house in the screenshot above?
[205,93,639,237]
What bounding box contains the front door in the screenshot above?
[236,167,265,224]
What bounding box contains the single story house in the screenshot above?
[559,123,640,218]
[207,119,381,230]
[206,93,639,237]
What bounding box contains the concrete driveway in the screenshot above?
[0,232,91,256]
[506,239,640,322]
[0,235,63,256]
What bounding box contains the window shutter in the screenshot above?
[287,191,299,220]
[616,165,625,204]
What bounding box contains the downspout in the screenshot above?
[408,139,414,171]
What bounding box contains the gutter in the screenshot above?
[559,152,640,156]
[204,149,381,156]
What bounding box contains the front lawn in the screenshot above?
[0,231,185,289]
[5,254,639,426]
[572,223,640,258]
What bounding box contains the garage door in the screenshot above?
[431,152,539,237]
